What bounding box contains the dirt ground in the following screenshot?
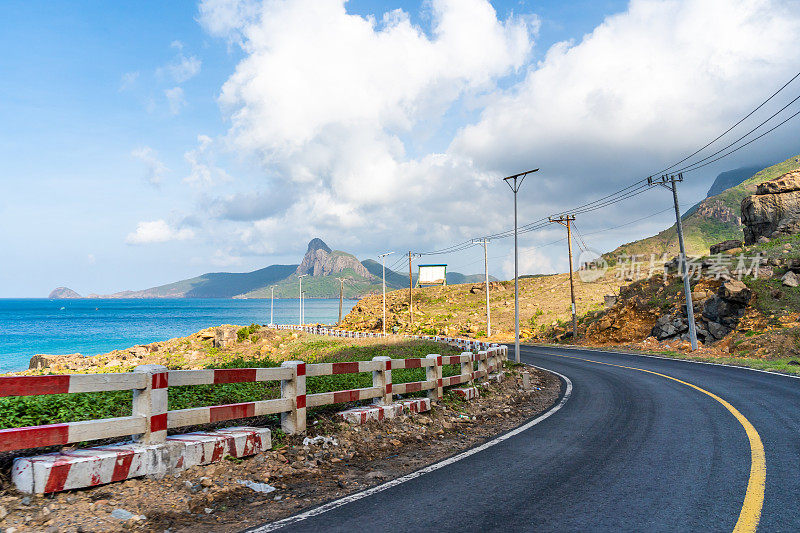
[0,367,561,533]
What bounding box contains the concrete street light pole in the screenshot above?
[504,169,539,363]
[378,252,394,336]
[297,274,307,325]
[472,239,491,337]
[270,286,275,326]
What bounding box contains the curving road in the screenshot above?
[248,345,800,532]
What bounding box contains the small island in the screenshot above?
[48,287,82,299]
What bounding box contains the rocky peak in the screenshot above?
[741,170,800,244]
[306,238,332,255]
[296,239,373,279]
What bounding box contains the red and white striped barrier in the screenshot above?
[4,323,506,493]
[453,387,479,400]
[399,398,431,414]
[336,404,403,425]
[13,427,270,494]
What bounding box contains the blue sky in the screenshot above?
[1,0,798,297]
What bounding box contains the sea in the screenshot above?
[0,298,357,373]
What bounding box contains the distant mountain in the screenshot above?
[81,238,497,299]
[606,156,800,258]
[48,287,82,299]
[242,241,380,299]
[97,264,297,299]
[683,165,763,219]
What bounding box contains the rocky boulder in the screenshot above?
[741,170,800,244]
[651,280,751,343]
[710,240,742,255]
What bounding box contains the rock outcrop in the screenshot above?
[48,287,82,299]
[295,238,372,278]
[650,280,751,343]
[741,170,800,244]
[709,240,742,255]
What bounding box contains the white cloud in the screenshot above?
[184,134,233,187]
[87,254,96,265]
[158,49,201,83]
[131,146,168,186]
[502,246,556,278]
[191,0,800,275]
[119,71,139,91]
[165,87,186,114]
[125,220,195,245]
[452,0,800,183]
[197,0,534,250]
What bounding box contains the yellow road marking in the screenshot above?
[549,353,765,533]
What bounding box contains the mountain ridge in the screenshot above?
[57,238,492,299]
[606,155,800,259]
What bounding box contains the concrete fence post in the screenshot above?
[426,354,443,400]
[280,361,306,434]
[132,364,169,445]
[372,356,392,405]
[461,351,474,386]
[478,350,488,378]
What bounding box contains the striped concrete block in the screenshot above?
[167,427,270,470]
[336,404,403,425]
[12,443,168,494]
[12,427,270,494]
[452,387,479,400]
[399,398,431,414]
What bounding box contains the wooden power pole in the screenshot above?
[549,215,578,339]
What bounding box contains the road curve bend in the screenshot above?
[248,345,800,532]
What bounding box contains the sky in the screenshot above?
[1,0,799,297]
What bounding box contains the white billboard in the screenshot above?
[418,264,447,286]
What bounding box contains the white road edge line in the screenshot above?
[533,343,800,380]
[246,367,573,533]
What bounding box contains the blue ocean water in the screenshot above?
[0,298,357,373]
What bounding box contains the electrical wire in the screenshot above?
[673,92,800,174]
[656,69,800,174]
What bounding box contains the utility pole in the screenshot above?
[472,239,491,337]
[504,168,539,363]
[302,291,306,325]
[549,215,578,339]
[378,252,394,336]
[407,252,420,333]
[648,173,698,350]
[408,251,413,332]
[270,286,275,326]
[297,274,307,325]
[337,278,344,325]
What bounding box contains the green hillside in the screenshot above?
[109,264,297,298]
[241,270,382,299]
[607,154,800,259]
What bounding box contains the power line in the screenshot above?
[656,69,800,174]
[680,107,800,173]
[674,92,800,173]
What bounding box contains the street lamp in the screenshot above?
[504,168,539,363]
[297,274,307,325]
[270,286,275,326]
[378,252,394,336]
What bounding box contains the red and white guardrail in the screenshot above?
[2,326,506,493]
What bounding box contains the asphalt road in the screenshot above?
[248,345,800,532]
